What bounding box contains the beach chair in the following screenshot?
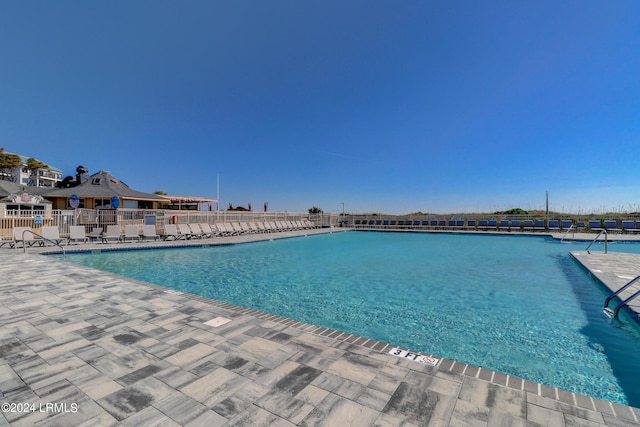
[216,223,232,236]
[547,220,560,231]
[141,224,160,241]
[228,222,243,235]
[239,223,253,234]
[622,221,640,233]
[41,226,68,246]
[487,219,497,230]
[498,220,510,231]
[588,220,603,233]
[510,220,521,232]
[533,220,545,231]
[188,223,206,238]
[178,223,196,239]
[102,225,122,243]
[226,223,239,235]
[249,222,265,233]
[279,221,292,231]
[604,220,621,233]
[123,225,141,242]
[69,226,88,244]
[561,220,573,231]
[12,227,44,248]
[162,224,182,240]
[477,219,488,230]
[522,220,534,231]
[466,219,476,230]
[0,232,14,248]
[199,223,214,238]
[89,227,103,242]
[218,223,231,236]
[270,221,283,231]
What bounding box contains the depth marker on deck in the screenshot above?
[389,347,439,366]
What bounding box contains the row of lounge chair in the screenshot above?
[5,220,319,247]
[351,218,640,233]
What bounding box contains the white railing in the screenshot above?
[1,209,338,239]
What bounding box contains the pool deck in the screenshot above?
[1,229,640,426]
[571,250,640,321]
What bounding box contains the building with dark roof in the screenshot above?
[0,180,24,198]
[43,170,166,209]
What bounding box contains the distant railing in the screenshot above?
[0,208,336,238]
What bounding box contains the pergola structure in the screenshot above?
[159,195,218,210]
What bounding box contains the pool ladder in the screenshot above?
[560,224,576,242]
[585,229,608,254]
[603,274,640,319]
[21,229,66,257]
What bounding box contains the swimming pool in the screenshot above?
[62,232,640,406]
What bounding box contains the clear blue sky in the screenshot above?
[2,1,639,214]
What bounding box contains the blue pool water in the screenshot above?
[62,232,640,406]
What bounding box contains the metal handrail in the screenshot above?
[560,224,576,242]
[604,274,640,313]
[585,229,608,254]
[605,278,640,320]
[610,289,640,319]
[21,229,66,256]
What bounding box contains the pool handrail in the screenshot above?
[560,223,576,242]
[585,229,608,254]
[21,228,66,256]
[604,274,640,319]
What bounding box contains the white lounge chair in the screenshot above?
[141,224,159,241]
[188,223,205,239]
[0,232,13,248]
[123,225,141,242]
[102,225,122,243]
[69,226,88,244]
[178,223,196,239]
[12,227,44,248]
[217,223,231,236]
[89,227,103,242]
[230,223,243,235]
[162,224,181,240]
[265,221,278,232]
[41,226,68,246]
[199,223,214,238]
